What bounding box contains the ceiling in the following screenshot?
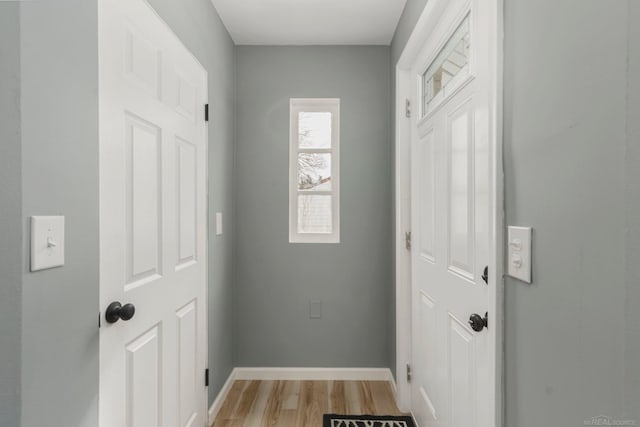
[210,0,407,45]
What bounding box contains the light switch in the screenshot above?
[215,212,223,236]
[507,226,532,283]
[30,216,65,272]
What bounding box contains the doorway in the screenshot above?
[395,0,503,425]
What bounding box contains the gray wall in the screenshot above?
[16,1,235,426]
[393,0,639,424]
[391,0,428,65]
[626,1,640,417]
[503,0,632,424]
[20,1,100,425]
[234,46,393,368]
[0,3,22,426]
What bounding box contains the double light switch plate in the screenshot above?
[30,216,65,272]
[507,226,532,283]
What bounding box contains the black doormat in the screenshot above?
[323,414,416,427]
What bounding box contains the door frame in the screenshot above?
[394,0,504,424]
[97,0,210,423]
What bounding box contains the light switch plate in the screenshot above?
[507,226,532,283]
[30,216,65,271]
[309,301,322,319]
[215,212,223,236]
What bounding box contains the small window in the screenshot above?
[422,14,471,116]
[289,98,340,243]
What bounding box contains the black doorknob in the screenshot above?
[105,301,136,324]
[468,312,488,332]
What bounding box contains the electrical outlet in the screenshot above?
[309,301,322,319]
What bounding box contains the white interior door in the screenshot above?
[99,0,208,425]
[409,0,499,426]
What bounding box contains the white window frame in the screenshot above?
[289,98,340,244]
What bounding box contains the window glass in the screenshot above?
[298,195,332,234]
[422,15,471,115]
[299,112,332,148]
[298,153,331,191]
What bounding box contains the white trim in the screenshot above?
[233,367,393,382]
[490,2,505,427]
[388,374,399,403]
[289,98,341,244]
[394,0,504,423]
[202,44,210,427]
[208,369,237,425]
[394,66,412,413]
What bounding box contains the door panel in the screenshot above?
[448,314,475,427]
[126,326,161,427]
[447,102,475,279]
[419,130,436,261]
[124,27,161,98]
[176,138,198,268]
[177,301,198,427]
[176,77,198,122]
[126,114,163,287]
[99,0,208,426]
[418,292,438,421]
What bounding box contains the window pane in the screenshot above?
[422,14,470,113]
[298,153,331,191]
[298,195,332,234]
[299,112,332,148]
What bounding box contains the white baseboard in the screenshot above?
[208,367,396,425]
[234,367,394,382]
[208,368,237,425]
[388,373,398,401]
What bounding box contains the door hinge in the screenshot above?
[98,312,101,328]
[481,266,488,284]
[205,104,209,122]
[205,368,209,387]
[405,99,411,118]
[405,231,412,250]
[406,364,412,382]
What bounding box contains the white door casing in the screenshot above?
[396,0,503,425]
[99,0,208,426]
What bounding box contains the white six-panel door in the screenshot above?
[410,0,497,426]
[99,0,208,425]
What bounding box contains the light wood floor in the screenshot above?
[211,380,405,427]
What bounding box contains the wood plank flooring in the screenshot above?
[211,380,405,427]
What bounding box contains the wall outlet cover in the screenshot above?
[309,301,322,319]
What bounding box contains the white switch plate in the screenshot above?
[30,216,65,272]
[507,226,532,283]
[215,212,223,236]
